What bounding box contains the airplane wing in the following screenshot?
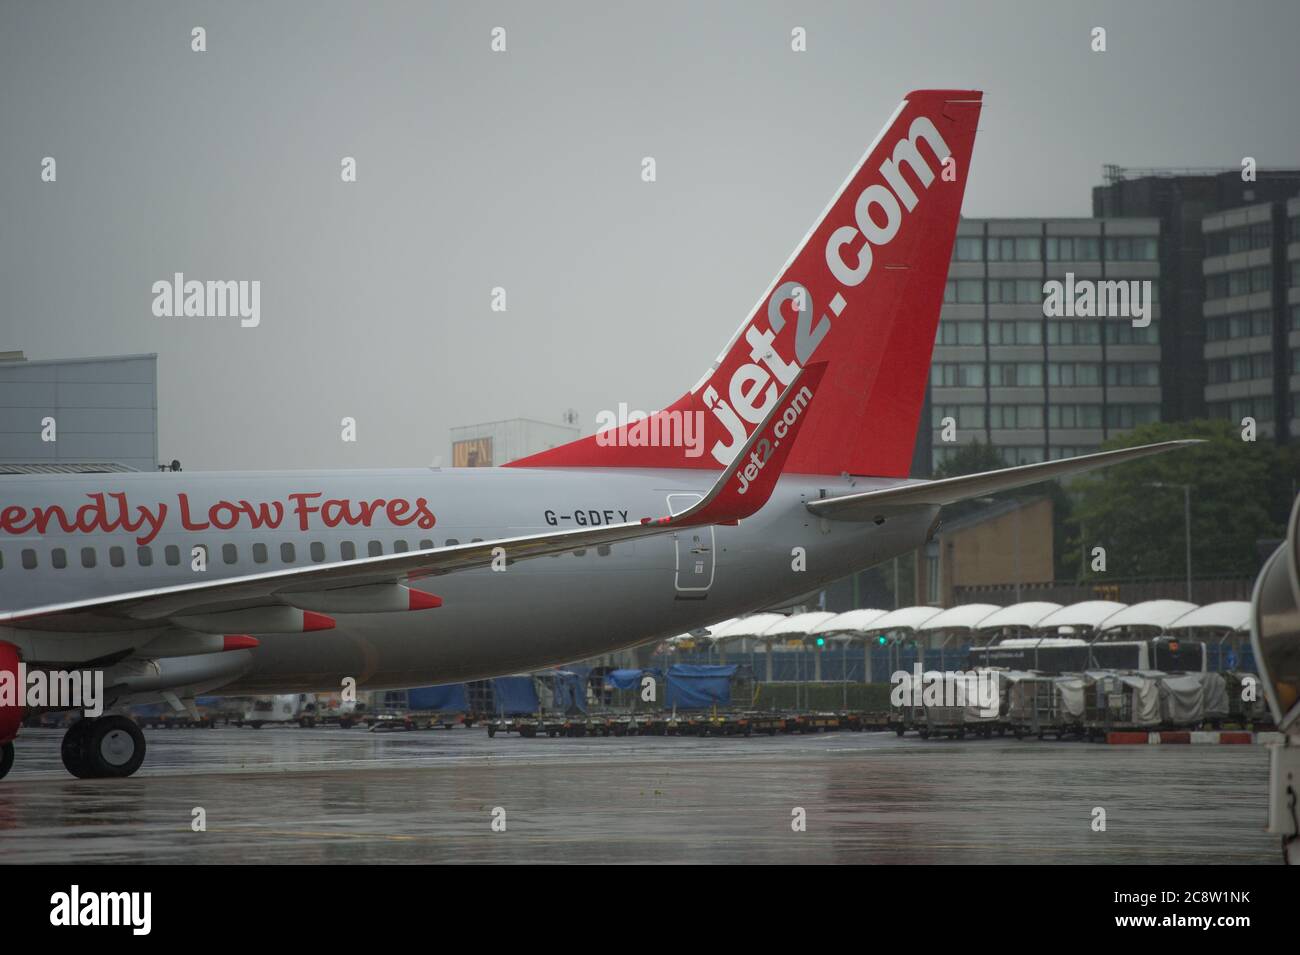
[806,440,1200,521]
[1,364,827,635]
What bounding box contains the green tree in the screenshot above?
[1065,419,1299,580]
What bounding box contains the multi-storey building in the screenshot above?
[1202,195,1300,441]
[923,217,1162,472]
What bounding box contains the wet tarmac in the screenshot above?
[0,726,1278,864]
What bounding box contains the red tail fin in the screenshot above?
[509,89,982,477]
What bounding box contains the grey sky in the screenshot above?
[2,0,1297,470]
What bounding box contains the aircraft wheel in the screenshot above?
[0,741,13,780]
[86,716,146,778]
[61,719,95,778]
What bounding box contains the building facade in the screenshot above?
[914,496,1055,606]
[1092,167,1300,427]
[924,217,1162,472]
[449,417,579,467]
[1201,194,1300,442]
[0,352,158,473]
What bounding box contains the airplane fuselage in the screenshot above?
[0,467,933,697]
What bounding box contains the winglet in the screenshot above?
[656,362,828,528]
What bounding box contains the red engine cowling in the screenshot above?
[0,641,22,744]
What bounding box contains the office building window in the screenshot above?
[1104,363,1160,387]
[1104,236,1158,261]
[1046,236,1101,261]
[938,321,985,345]
[1105,321,1159,345]
[931,363,985,387]
[987,237,1040,261]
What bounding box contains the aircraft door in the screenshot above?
[666,493,714,596]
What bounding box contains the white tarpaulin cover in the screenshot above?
[1053,675,1088,719]
[1200,671,1230,719]
[1116,673,1163,725]
[1158,673,1205,724]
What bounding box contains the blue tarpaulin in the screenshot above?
[605,669,645,690]
[604,667,665,690]
[491,676,540,715]
[550,670,587,714]
[407,684,469,712]
[666,664,738,709]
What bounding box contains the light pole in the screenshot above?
[1147,482,1192,602]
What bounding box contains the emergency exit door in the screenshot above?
[666,493,715,596]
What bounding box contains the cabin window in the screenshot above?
[418,539,434,550]
[52,548,67,569]
[137,546,153,566]
[165,545,180,566]
[223,543,238,565]
[393,539,409,553]
[367,540,383,557]
[445,538,459,546]
[81,547,96,568]
[310,541,325,562]
[280,542,296,563]
[340,541,356,561]
[110,546,125,568]
[22,549,37,569]
[253,543,268,564]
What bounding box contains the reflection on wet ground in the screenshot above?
[0,727,1276,863]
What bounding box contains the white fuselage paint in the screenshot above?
[0,468,934,700]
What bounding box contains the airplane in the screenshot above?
[0,89,1195,780]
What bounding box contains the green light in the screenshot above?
[877,635,888,645]
[815,637,825,647]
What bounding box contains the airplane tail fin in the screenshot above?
[508,89,982,478]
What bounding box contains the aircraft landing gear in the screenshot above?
[61,716,147,779]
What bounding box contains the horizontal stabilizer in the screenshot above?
[806,440,1201,521]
